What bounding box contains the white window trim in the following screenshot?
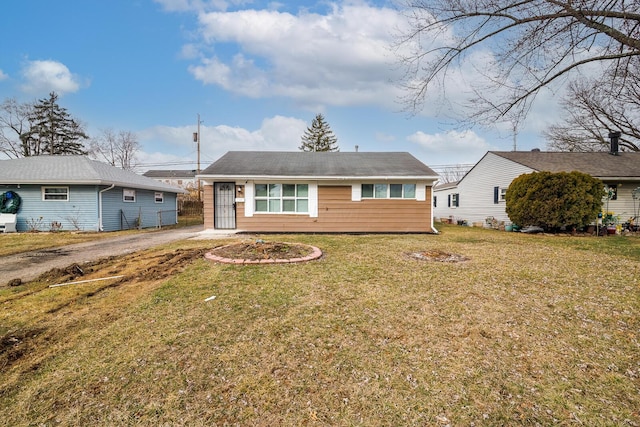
[253,183,310,215]
[245,182,317,217]
[123,188,136,203]
[360,183,419,200]
[42,186,69,201]
[155,192,164,203]
[353,183,426,201]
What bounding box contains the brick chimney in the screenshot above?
[608,131,621,155]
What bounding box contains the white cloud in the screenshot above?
[188,4,407,109]
[136,115,307,169]
[0,69,7,81]
[407,129,495,164]
[20,60,83,95]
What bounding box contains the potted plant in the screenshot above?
[603,211,618,234]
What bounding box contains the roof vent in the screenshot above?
[531,148,541,152]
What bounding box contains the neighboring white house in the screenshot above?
[433,150,640,225]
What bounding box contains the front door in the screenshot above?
[214,182,236,229]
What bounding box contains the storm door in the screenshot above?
[214,182,236,229]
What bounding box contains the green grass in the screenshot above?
[1,225,639,425]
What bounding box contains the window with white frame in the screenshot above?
[155,192,164,203]
[361,183,416,199]
[42,186,69,201]
[449,193,459,207]
[494,186,508,203]
[254,184,309,213]
[123,188,136,202]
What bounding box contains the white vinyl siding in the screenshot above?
[433,153,535,223]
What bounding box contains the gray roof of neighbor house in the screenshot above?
[434,181,459,190]
[0,156,186,193]
[200,151,438,179]
[491,151,640,179]
[143,169,197,179]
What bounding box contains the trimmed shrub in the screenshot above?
[505,171,604,231]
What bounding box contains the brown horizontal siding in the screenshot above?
[236,185,432,232]
[203,184,214,229]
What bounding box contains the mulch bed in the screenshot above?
[407,249,469,262]
[206,241,322,264]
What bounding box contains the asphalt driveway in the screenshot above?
[0,226,235,284]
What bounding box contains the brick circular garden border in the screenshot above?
[205,243,322,264]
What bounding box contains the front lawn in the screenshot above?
[1,225,639,425]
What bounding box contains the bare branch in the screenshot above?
[396,0,640,122]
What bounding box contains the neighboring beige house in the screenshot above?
[198,151,440,233]
[433,149,640,225]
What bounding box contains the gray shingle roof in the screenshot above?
[491,151,640,178]
[143,169,197,178]
[200,151,438,179]
[0,156,185,193]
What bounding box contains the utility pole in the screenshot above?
[196,114,202,201]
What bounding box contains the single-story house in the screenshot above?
[433,149,640,225]
[0,156,186,232]
[198,151,439,233]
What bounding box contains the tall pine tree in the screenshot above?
[299,113,339,152]
[22,92,88,156]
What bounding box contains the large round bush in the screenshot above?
[505,171,605,231]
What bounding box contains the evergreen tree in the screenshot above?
[505,171,604,231]
[299,114,339,152]
[22,92,88,156]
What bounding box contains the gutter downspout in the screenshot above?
[98,184,115,231]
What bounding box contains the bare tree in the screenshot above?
[545,63,640,152]
[0,98,33,158]
[89,128,140,170]
[435,164,471,183]
[396,0,640,123]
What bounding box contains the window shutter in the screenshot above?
[456,193,460,207]
[448,194,451,207]
[494,186,499,204]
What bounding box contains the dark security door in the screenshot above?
[214,182,236,229]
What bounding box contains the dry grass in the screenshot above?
[0,231,130,257]
[1,225,639,426]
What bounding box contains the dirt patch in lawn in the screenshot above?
[407,249,470,262]
[1,248,210,370]
[206,241,321,263]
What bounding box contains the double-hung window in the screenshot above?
[255,184,309,213]
[361,183,416,199]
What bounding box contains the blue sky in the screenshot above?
[0,0,555,173]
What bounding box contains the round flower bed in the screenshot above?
[205,241,322,264]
